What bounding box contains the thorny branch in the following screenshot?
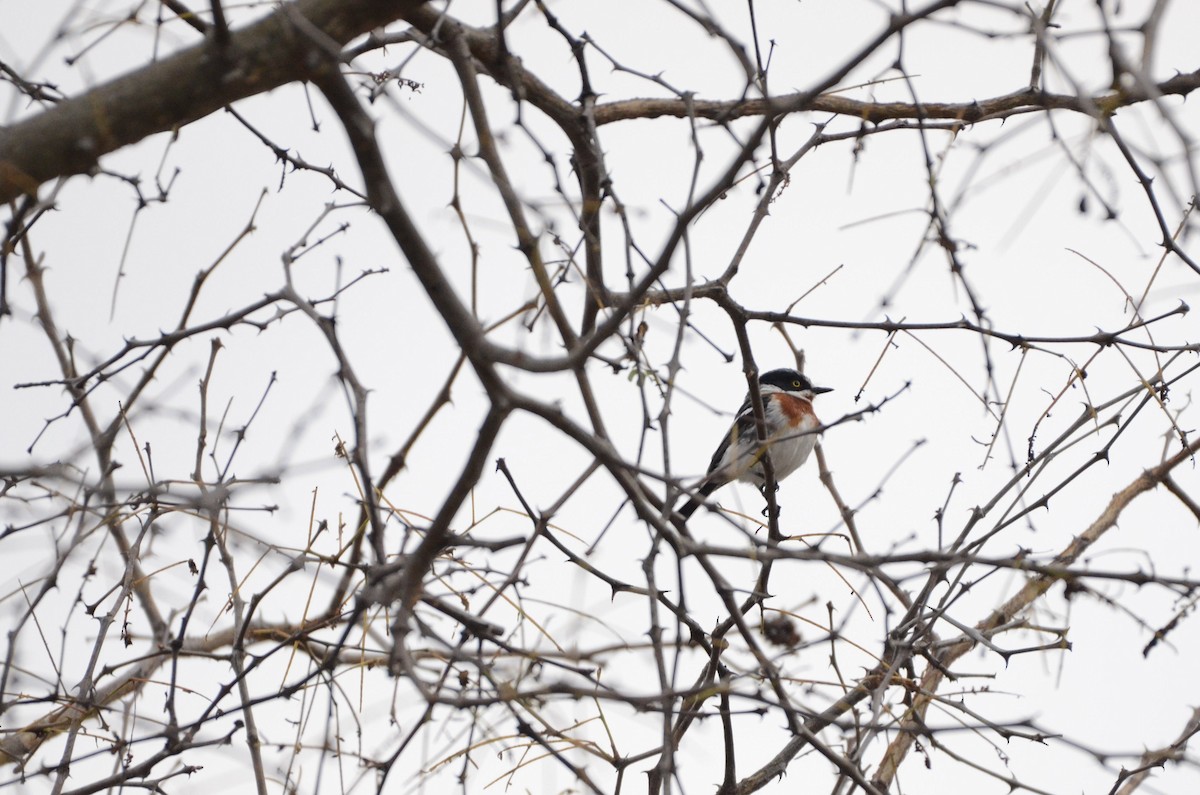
[2,1,1199,793]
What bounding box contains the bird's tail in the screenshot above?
[677,482,718,520]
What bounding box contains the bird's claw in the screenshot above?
[759,484,782,517]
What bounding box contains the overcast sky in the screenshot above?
[3,2,1200,793]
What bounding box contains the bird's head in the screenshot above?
[758,368,833,400]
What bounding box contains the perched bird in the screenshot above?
[678,368,832,519]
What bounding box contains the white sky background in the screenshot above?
[2,0,1200,793]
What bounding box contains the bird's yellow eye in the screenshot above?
[792,380,802,388]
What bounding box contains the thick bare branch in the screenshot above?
[0,0,430,203]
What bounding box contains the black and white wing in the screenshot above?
[705,394,757,480]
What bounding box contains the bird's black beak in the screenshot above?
[812,386,834,395]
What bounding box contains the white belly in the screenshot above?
[734,420,818,486]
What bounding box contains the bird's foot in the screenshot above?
[758,484,782,517]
